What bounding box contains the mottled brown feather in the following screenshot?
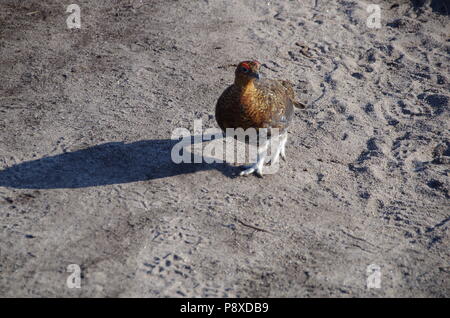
[216,62,301,136]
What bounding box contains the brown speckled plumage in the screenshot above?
[216,60,304,134]
[215,60,305,177]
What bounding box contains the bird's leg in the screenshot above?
[279,132,288,161]
[239,139,269,177]
[267,132,288,165]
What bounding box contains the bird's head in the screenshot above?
[234,60,261,86]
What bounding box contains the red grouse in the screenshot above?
[215,60,305,176]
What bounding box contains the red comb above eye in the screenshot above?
[240,62,250,69]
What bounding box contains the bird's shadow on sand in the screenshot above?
[0,136,237,189]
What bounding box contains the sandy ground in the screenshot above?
[0,0,449,297]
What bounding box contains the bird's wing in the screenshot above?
[254,79,295,131]
[280,80,306,109]
[215,85,238,131]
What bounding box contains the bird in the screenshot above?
[215,60,305,177]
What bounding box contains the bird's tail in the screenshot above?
[294,101,306,109]
[281,80,307,109]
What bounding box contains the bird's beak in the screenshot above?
[249,72,260,80]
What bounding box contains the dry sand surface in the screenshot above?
[0,0,449,297]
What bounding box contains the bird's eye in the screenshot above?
[240,66,250,73]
